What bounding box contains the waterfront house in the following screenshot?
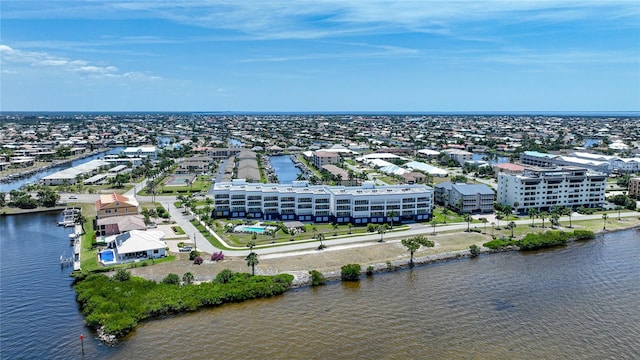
[95,192,139,219]
[100,230,166,265]
[96,214,146,236]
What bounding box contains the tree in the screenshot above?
[317,233,326,250]
[495,211,504,229]
[162,273,181,285]
[602,213,608,230]
[539,211,549,228]
[506,221,516,238]
[563,207,573,228]
[441,208,449,224]
[75,212,87,234]
[182,272,195,285]
[463,213,471,232]
[340,263,361,281]
[480,217,488,234]
[429,217,438,235]
[0,192,6,207]
[387,210,397,229]
[615,205,624,220]
[245,252,259,276]
[469,244,480,258]
[528,207,538,227]
[112,268,131,282]
[401,235,434,267]
[377,224,388,242]
[348,223,353,234]
[490,222,495,236]
[332,223,339,236]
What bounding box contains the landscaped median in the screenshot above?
[74,269,294,344]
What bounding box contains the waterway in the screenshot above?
[0,147,125,192]
[1,211,639,359]
[269,155,300,184]
[472,153,510,165]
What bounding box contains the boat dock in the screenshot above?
[61,224,82,271]
[58,207,81,227]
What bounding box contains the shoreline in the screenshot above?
[286,224,640,288]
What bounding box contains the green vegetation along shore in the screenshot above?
[74,270,294,342]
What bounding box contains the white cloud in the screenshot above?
[3,1,638,40]
[0,45,158,80]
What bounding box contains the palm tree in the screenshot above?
[480,217,488,234]
[602,213,608,230]
[563,207,573,228]
[463,213,472,232]
[377,224,388,242]
[387,210,397,229]
[311,226,317,240]
[332,223,339,236]
[317,233,326,250]
[506,221,516,238]
[539,211,549,228]
[441,208,450,224]
[615,206,624,220]
[245,252,259,276]
[495,211,503,229]
[528,207,538,227]
[401,235,435,267]
[75,212,87,234]
[429,217,438,235]
[490,222,495,236]
[348,223,353,234]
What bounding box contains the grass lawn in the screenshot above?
[195,218,407,249]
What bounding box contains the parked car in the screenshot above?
[69,195,78,199]
[179,246,192,252]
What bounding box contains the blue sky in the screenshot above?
[1,1,639,112]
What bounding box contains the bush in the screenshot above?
[210,251,224,261]
[214,269,234,284]
[182,272,195,285]
[309,270,326,286]
[573,230,595,240]
[193,256,203,265]
[469,244,480,258]
[341,263,361,282]
[366,265,375,276]
[518,231,569,251]
[74,272,294,339]
[189,250,200,260]
[112,268,131,282]
[162,273,181,285]
[367,224,377,232]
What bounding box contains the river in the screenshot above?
[1,211,638,359]
[269,155,300,184]
[0,147,125,192]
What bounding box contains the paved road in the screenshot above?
[60,179,640,258]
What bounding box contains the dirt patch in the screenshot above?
[129,232,490,283]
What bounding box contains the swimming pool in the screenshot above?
[99,250,115,263]
[234,225,267,234]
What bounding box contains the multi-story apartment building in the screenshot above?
[519,151,559,167]
[434,182,495,214]
[497,166,607,214]
[442,149,473,166]
[312,150,339,169]
[521,150,640,174]
[213,179,433,224]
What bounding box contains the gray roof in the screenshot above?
[453,183,494,196]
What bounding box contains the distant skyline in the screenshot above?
[1,1,639,112]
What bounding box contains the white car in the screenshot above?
[69,195,78,199]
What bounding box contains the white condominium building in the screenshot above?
[497,166,607,214]
[213,179,433,224]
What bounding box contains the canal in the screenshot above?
[269,155,301,184]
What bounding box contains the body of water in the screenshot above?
[0,147,124,192]
[269,155,300,184]
[583,138,601,148]
[1,211,639,359]
[472,153,510,165]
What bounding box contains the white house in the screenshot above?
[100,230,167,265]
